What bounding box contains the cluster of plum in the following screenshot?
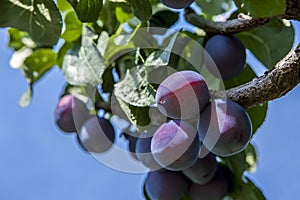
[133,35,249,199]
[54,94,116,153]
[54,33,250,199]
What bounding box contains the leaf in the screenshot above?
[61,11,82,42]
[102,68,115,93]
[57,0,73,12]
[7,28,32,51]
[114,65,156,107]
[245,177,266,200]
[224,143,257,179]
[19,87,32,107]
[243,143,257,172]
[115,3,133,23]
[224,65,256,89]
[24,49,57,82]
[72,0,103,22]
[237,19,294,69]
[145,32,179,66]
[116,97,151,132]
[0,0,62,47]
[126,0,152,22]
[104,32,135,65]
[224,152,248,179]
[233,0,285,18]
[62,26,106,86]
[149,10,179,34]
[196,0,233,17]
[247,103,268,134]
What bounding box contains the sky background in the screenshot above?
[0,21,300,200]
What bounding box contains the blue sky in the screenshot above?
[0,21,300,200]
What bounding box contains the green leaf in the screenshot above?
[237,19,294,69]
[57,42,77,68]
[72,0,103,22]
[145,32,179,66]
[247,103,268,134]
[116,97,151,132]
[104,32,135,65]
[149,10,179,34]
[224,152,248,179]
[224,65,256,89]
[57,0,73,12]
[62,26,106,86]
[114,65,156,107]
[243,143,257,172]
[224,143,257,179]
[115,3,133,23]
[19,87,32,107]
[196,0,232,17]
[126,0,152,22]
[102,68,115,93]
[0,0,62,47]
[61,11,83,42]
[7,28,32,51]
[245,177,266,200]
[234,0,285,18]
[24,49,57,82]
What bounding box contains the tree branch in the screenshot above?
[184,0,300,34]
[211,44,300,109]
[184,8,270,34]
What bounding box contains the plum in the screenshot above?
[160,0,195,9]
[78,116,115,153]
[127,136,140,161]
[182,153,218,184]
[188,165,231,200]
[135,136,162,170]
[151,120,200,171]
[145,170,188,200]
[199,99,252,157]
[54,94,91,133]
[156,70,210,119]
[204,34,246,80]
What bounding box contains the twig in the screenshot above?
[211,44,300,109]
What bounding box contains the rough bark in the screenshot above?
[184,8,270,34]
[185,0,300,34]
[211,44,300,109]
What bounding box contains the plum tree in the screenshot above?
[2,0,299,199]
[182,153,218,184]
[54,95,91,133]
[145,170,188,200]
[188,165,231,200]
[198,99,252,157]
[204,34,246,80]
[78,116,115,153]
[156,70,210,119]
[151,120,200,170]
[160,0,195,9]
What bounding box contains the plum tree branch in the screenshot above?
[211,44,300,109]
[184,8,270,34]
[184,0,300,34]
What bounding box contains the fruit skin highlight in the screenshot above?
[54,94,91,133]
[156,70,210,119]
[160,0,195,9]
[151,120,200,171]
[199,99,252,157]
[204,34,246,80]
